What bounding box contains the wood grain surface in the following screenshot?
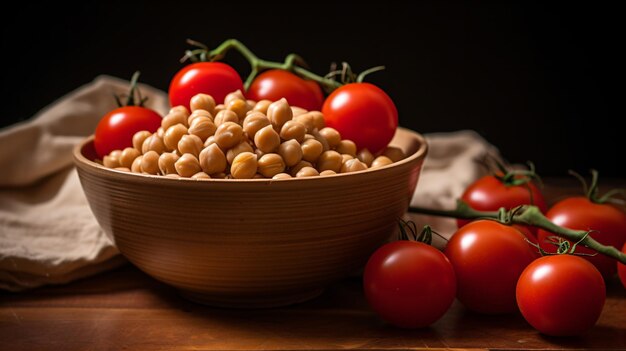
[1,178,625,351]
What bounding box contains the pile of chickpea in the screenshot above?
[100,91,405,179]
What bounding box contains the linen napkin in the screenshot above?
[0,76,499,291]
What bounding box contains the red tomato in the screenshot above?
[444,220,536,314]
[322,83,398,154]
[458,175,547,230]
[537,197,626,278]
[247,70,324,111]
[619,242,626,289]
[169,62,244,109]
[363,241,456,328]
[516,255,605,336]
[94,106,162,158]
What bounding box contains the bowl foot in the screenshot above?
[179,288,325,308]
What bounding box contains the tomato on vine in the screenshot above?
[537,171,626,278]
[169,61,243,109]
[247,69,323,111]
[94,72,162,158]
[458,163,546,232]
[322,82,398,154]
[444,220,536,314]
[619,242,626,289]
[363,224,456,328]
[516,254,605,336]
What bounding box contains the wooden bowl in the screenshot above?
[73,127,428,308]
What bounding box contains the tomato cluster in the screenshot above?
[363,169,626,337]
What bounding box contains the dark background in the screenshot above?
[2,2,623,176]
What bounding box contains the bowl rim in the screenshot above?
[73,127,428,183]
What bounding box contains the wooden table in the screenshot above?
[2,178,625,351]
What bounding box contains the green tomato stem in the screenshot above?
[208,39,342,92]
[409,201,626,264]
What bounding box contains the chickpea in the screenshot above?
[230,152,257,179]
[278,139,303,167]
[131,155,143,173]
[162,111,188,130]
[224,90,246,107]
[226,140,254,164]
[142,134,166,154]
[311,129,330,151]
[103,150,122,168]
[257,153,286,178]
[190,93,216,114]
[163,124,188,152]
[254,124,281,153]
[357,148,374,167]
[191,171,211,180]
[188,116,217,142]
[253,99,272,114]
[212,172,227,179]
[243,112,271,140]
[213,104,225,115]
[156,127,165,138]
[165,173,181,179]
[341,158,367,173]
[119,147,141,169]
[301,139,323,162]
[246,99,256,110]
[280,120,306,142]
[158,152,179,175]
[139,150,160,174]
[199,144,227,175]
[169,105,189,116]
[336,140,357,156]
[290,160,312,177]
[383,146,405,162]
[114,167,131,172]
[309,111,325,130]
[178,134,203,157]
[317,150,342,173]
[272,173,292,180]
[204,135,216,148]
[296,166,319,178]
[188,109,214,126]
[214,121,244,150]
[341,154,354,164]
[266,98,292,131]
[318,127,341,148]
[227,98,250,121]
[132,131,152,152]
[291,106,308,117]
[320,170,337,176]
[371,155,393,168]
[175,153,201,177]
[214,110,239,127]
[294,113,316,133]
[254,148,266,159]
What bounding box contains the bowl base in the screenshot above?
[179,288,325,309]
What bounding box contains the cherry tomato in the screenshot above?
[94,106,162,158]
[444,220,536,314]
[458,175,547,230]
[247,70,323,111]
[618,242,626,289]
[322,83,398,154]
[169,62,244,109]
[363,241,456,328]
[516,255,605,336]
[537,197,626,278]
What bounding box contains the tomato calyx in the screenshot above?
[528,231,598,257]
[113,71,148,108]
[324,61,386,87]
[397,219,446,245]
[569,169,626,205]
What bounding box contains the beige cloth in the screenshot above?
[0,76,500,291]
